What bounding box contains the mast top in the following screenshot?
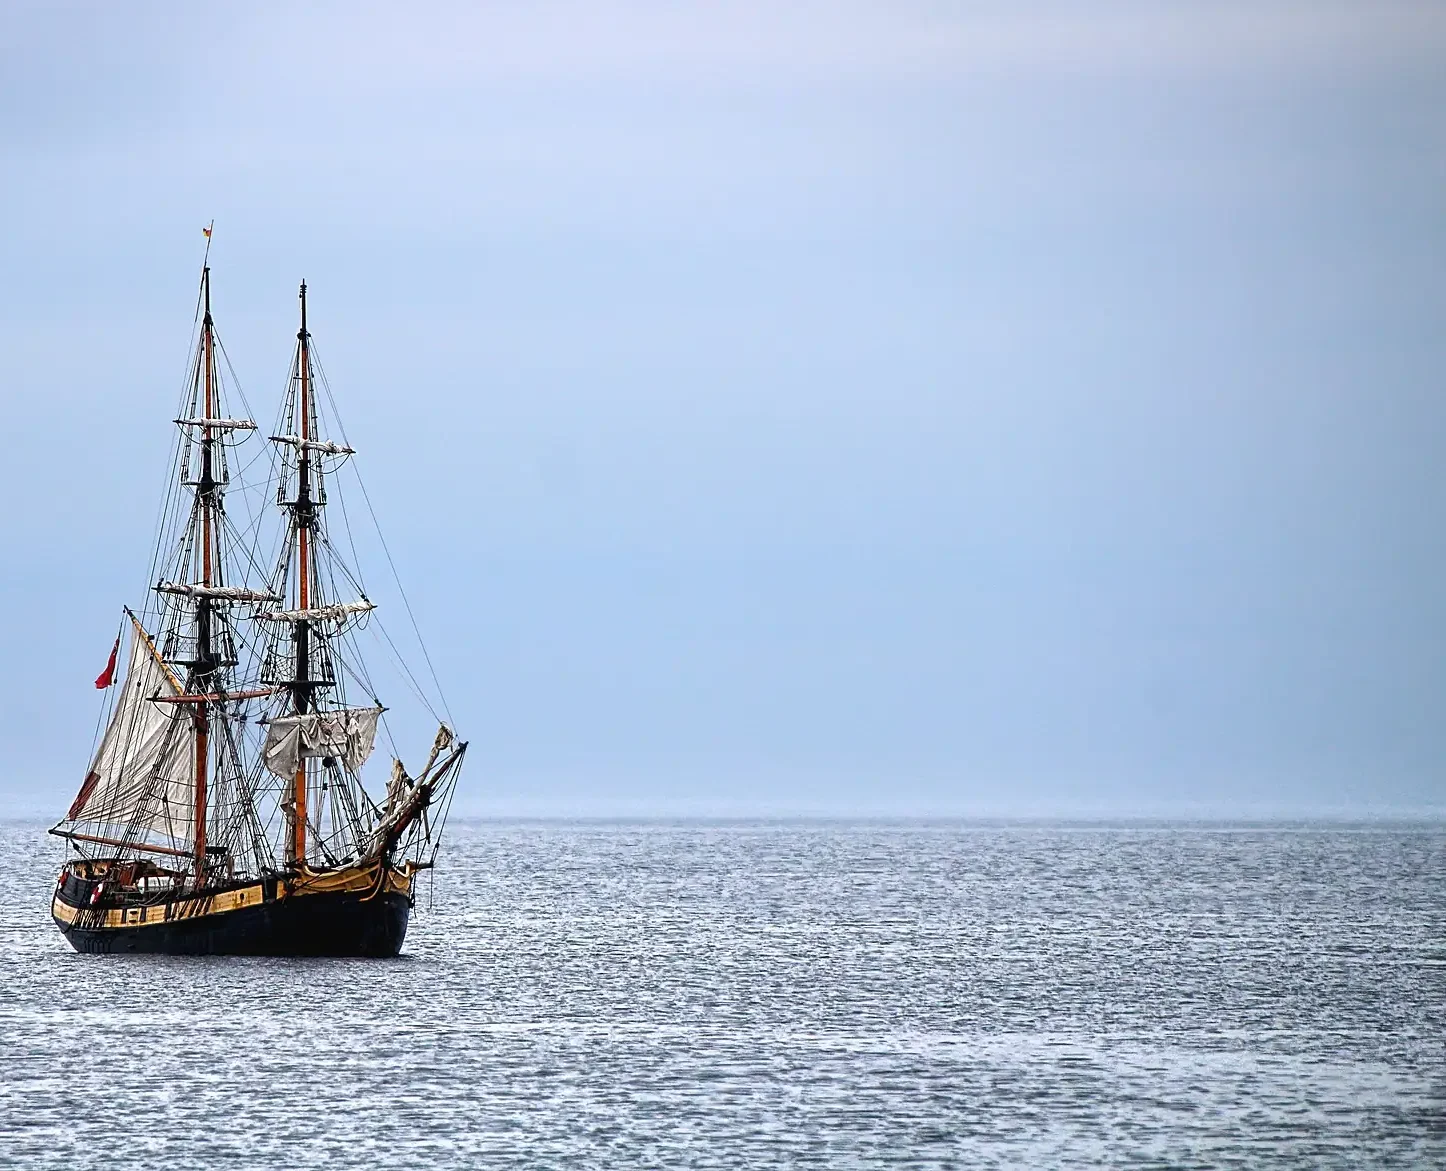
[299,280,308,339]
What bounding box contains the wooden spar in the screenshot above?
[126,609,184,694]
[153,687,279,704]
[193,714,208,873]
[368,742,467,861]
[290,281,311,866]
[50,828,194,860]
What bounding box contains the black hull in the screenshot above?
[56,889,410,957]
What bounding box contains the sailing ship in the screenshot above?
[50,259,465,956]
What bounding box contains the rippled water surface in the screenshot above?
[1,819,1443,1168]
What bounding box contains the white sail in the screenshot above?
[64,632,197,842]
[262,706,383,778]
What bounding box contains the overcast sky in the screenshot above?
[1,1,1443,815]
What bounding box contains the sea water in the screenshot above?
[0,819,1441,1168]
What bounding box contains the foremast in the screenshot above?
[56,260,279,878]
[193,269,217,878]
[160,265,276,883]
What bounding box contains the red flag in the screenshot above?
[94,635,120,689]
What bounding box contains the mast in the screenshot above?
[289,281,313,866]
[58,248,294,876]
[193,266,217,881]
[260,282,384,869]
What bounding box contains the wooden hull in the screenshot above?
[52,862,414,957]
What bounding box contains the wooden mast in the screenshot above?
[289,281,312,866]
[193,266,215,882]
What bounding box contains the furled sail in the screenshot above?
[269,434,355,455]
[63,629,197,844]
[175,417,256,431]
[156,582,283,602]
[262,706,382,778]
[254,599,375,624]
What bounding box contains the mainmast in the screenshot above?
[289,282,315,865]
[259,282,384,871]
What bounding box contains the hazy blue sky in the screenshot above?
[1,2,1443,815]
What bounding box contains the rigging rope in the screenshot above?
[310,343,457,729]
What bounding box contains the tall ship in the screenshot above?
[50,257,466,956]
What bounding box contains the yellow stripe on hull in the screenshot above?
[53,861,415,930]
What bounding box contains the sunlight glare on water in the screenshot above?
[1,819,1442,1168]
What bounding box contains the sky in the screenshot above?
[0,1,1443,816]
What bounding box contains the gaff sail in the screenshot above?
[60,623,198,847]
